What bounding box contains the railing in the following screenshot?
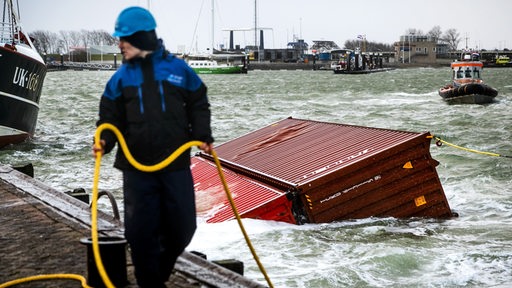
[0,21,15,44]
[48,61,115,71]
[65,61,113,70]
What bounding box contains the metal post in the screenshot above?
[402,36,404,64]
[408,34,411,63]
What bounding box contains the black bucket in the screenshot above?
[80,236,128,288]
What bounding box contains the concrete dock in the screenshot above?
[0,164,266,288]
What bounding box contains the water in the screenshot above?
[1,68,511,287]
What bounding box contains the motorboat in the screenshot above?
[438,52,497,104]
[187,56,247,74]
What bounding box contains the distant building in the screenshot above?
[246,39,310,63]
[394,35,448,64]
[88,45,119,55]
[310,40,341,52]
[65,45,119,62]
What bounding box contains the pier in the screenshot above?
[46,61,118,71]
[0,164,265,288]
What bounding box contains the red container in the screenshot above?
[192,118,453,224]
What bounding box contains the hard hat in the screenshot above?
[113,6,156,37]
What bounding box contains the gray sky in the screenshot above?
[19,0,512,53]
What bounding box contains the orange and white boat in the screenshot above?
[438,52,498,104]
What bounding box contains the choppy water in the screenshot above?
[1,67,511,287]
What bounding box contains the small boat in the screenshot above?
[438,52,498,104]
[495,55,510,65]
[333,67,395,74]
[333,48,394,74]
[0,0,47,148]
[187,56,248,74]
[192,118,454,224]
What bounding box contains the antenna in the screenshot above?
[254,0,257,47]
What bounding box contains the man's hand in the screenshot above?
[92,139,106,157]
[198,142,213,154]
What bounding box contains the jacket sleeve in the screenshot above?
[186,80,214,144]
[96,71,126,154]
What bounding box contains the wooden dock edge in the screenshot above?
[0,164,266,288]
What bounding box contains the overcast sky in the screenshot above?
[19,0,511,53]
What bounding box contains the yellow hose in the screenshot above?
[93,123,274,288]
[212,150,274,287]
[90,123,204,288]
[1,123,274,288]
[0,274,91,288]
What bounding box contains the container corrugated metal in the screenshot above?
[192,117,453,224]
[192,157,296,223]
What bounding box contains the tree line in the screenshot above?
[404,26,461,51]
[30,29,117,55]
[29,26,462,56]
[343,26,461,52]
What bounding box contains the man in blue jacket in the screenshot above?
[94,6,213,287]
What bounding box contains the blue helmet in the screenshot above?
[113,6,156,37]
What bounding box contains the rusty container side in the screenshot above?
[298,134,453,222]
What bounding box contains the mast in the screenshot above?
[211,0,214,54]
[254,0,258,61]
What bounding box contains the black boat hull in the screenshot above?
[438,83,498,104]
[333,67,395,74]
[0,46,47,147]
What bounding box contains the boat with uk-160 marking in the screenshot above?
[0,0,46,148]
[0,0,47,148]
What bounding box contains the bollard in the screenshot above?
[80,236,128,288]
[212,259,244,275]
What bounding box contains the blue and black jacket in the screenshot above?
[97,40,213,171]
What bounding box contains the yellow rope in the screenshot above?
[1,123,274,288]
[429,135,511,158]
[0,274,91,288]
[93,123,274,288]
[212,150,274,288]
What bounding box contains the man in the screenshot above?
[93,6,213,287]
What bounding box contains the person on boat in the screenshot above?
[465,67,472,78]
[93,6,214,288]
[456,67,463,79]
[473,67,480,79]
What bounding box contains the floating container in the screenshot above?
[192,117,453,224]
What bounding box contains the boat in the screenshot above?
[495,55,510,65]
[332,48,394,74]
[192,117,455,225]
[186,0,247,74]
[187,54,247,74]
[333,66,394,74]
[438,52,498,104]
[0,0,47,148]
